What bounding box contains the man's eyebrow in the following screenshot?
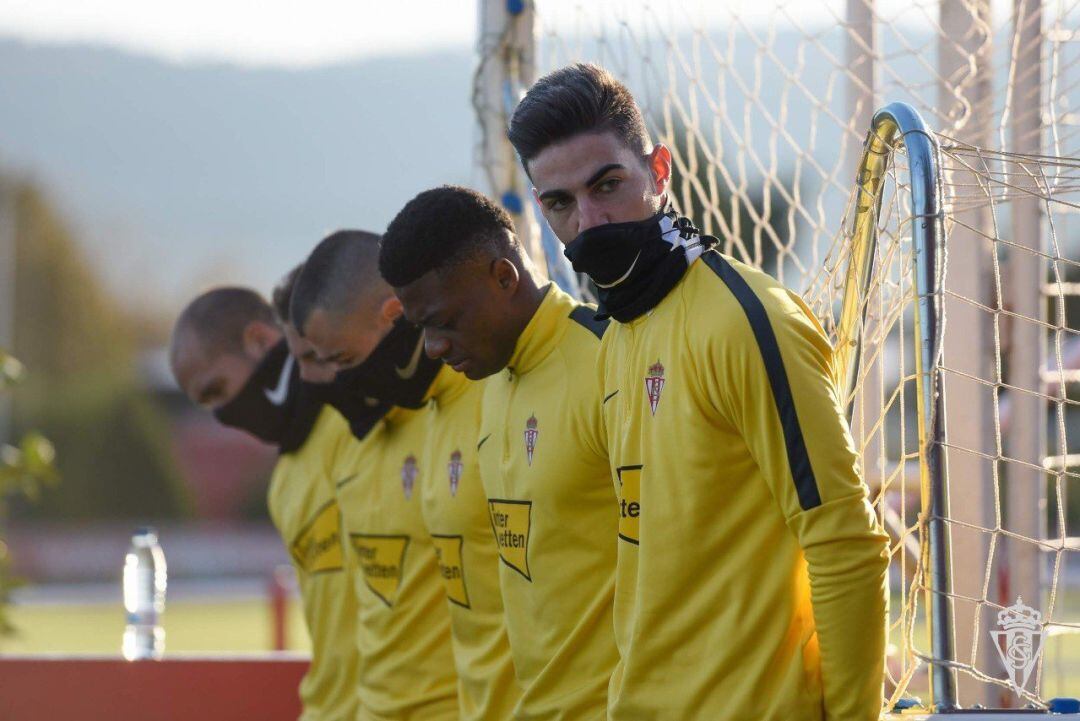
[584,163,625,188]
[537,187,573,203]
[536,163,626,203]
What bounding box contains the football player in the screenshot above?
[507,63,891,720]
[291,230,520,721]
[379,185,619,720]
[169,285,362,721]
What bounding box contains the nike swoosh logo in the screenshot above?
[603,390,619,404]
[335,473,359,489]
[595,250,641,289]
[264,355,295,406]
[395,336,425,379]
[477,434,491,451]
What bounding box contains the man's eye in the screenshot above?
[547,198,571,212]
[597,178,621,193]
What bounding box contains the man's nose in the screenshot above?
[576,198,611,236]
[425,333,451,360]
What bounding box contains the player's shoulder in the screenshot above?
[557,300,610,376]
[684,249,829,349]
[688,249,785,306]
[565,302,610,342]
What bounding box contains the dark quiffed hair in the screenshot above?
[171,287,275,359]
[379,185,517,287]
[271,263,303,324]
[508,63,650,170]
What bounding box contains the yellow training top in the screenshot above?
[335,407,459,721]
[598,250,890,721]
[422,365,521,720]
[267,405,359,721]
[478,284,619,720]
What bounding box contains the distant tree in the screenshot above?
[0,349,57,636]
[5,178,190,521]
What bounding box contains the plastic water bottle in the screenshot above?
[122,527,167,660]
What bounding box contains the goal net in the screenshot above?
[474,0,1080,712]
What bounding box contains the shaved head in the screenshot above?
[272,263,303,325]
[290,230,390,335]
[169,286,280,408]
[171,287,275,363]
[272,262,337,384]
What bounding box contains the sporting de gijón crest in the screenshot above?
[448,449,463,497]
[645,360,665,416]
[524,414,539,466]
[401,454,418,500]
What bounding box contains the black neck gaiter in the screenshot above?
[563,208,715,323]
[212,339,323,453]
[329,318,442,437]
[306,379,390,442]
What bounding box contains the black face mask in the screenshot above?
[213,339,323,453]
[563,208,715,323]
[332,317,442,417]
[306,377,390,442]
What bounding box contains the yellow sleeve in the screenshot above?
[701,259,890,721]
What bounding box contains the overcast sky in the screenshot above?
[0,0,1019,68]
[0,0,480,66]
[0,0,989,68]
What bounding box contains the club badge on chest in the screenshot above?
[524,414,539,466]
[448,450,463,497]
[401,454,418,500]
[645,360,665,416]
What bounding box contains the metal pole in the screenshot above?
[475,0,582,296]
[476,0,544,268]
[845,0,877,139]
[939,0,997,708]
[1005,0,1046,701]
[842,0,885,493]
[849,103,958,711]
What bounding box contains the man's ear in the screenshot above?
[649,144,672,197]
[379,294,404,324]
[491,257,521,292]
[242,320,281,360]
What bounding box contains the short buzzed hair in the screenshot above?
[508,63,650,171]
[272,263,303,325]
[290,230,388,333]
[170,286,275,363]
[379,185,517,287]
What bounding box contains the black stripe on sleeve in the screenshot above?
[701,251,822,511]
[568,305,610,340]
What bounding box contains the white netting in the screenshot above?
[474,0,1080,711]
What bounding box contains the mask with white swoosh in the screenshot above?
[563,206,715,323]
[332,317,442,412]
[212,339,322,452]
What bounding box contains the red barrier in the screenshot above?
[0,655,308,721]
[269,565,293,652]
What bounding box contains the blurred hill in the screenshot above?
[0,38,475,311]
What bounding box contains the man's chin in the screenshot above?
[454,359,496,381]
